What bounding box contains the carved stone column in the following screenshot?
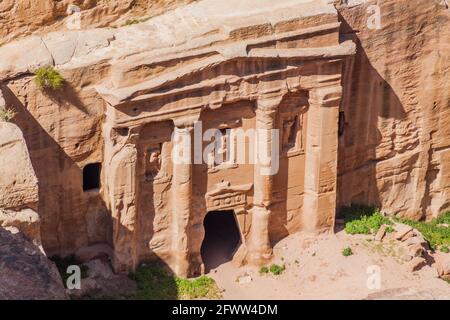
[303,85,342,233]
[247,96,280,265]
[171,117,196,277]
[108,141,139,273]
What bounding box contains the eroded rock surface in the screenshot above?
[0,0,352,276]
[337,0,450,219]
[0,122,38,210]
[0,121,42,246]
[0,0,447,280]
[68,259,137,299]
[0,228,67,300]
[434,252,450,280]
[0,0,195,46]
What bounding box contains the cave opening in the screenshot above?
[201,210,242,273]
[83,163,101,191]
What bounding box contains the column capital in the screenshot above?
[256,94,283,112]
[172,113,200,129]
[308,85,342,107]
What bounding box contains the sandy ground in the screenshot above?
[207,230,450,300]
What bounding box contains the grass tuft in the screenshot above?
[176,276,220,300]
[259,266,269,274]
[35,66,64,90]
[129,263,221,300]
[341,204,393,235]
[269,264,285,276]
[395,212,450,250]
[0,107,16,122]
[342,247,353,257]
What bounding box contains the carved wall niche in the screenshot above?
[138,121,173,184]
[200,100,255,173]
[207,125,240,172]
[144,143,162,180]
[278,92,309,156]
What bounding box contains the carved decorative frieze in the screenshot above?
[206,181,253,211]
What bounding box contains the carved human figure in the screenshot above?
[146,146,161,179]
[145,145,162,179]
[282,118,296,149]
[282,116,298,150]
[215,129,229,165]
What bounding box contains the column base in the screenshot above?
[171,251,191,278]
[246,205,273,266]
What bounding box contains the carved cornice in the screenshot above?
[96,41,355,108]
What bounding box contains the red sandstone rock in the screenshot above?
[435,253,450,280]
[394,224,414,241]
[336,0,450,220]
[0,228,67,300]
[374,224,387,242]
[0,0,447,281]
[407,257,427,272]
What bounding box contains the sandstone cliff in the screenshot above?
[0,122,38,210]
[0,228,66,300]
[0,0,448,268]
[336,0,450,219]
[0,122,65,299]
[0,0,195,46]
[0,121,42,247]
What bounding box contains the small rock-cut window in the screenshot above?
[83,163,101,191]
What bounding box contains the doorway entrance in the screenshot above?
[201,210,242,272]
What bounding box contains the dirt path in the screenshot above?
[208,231,450,300]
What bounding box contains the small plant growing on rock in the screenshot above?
[130,263,221,300]
[35,66,64,90]
[259,266,269,274]
[342,247,353,257]
[395,211,450,250]
[269,264,285,276]
[0,107,16,122]
[124,18,140,26]
[341,205,393,235]
[441,246,449,254]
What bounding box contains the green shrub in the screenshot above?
[395,212,450,250]
[269,264,285,276]
[341,205,393,235]
[0,107,16,122]
[441,246,449,254]
[436,212,450,225]
[130,263,221,300]
[259,266,269,274]
[342,247,353,257]
[176,276,220,300]
[35,66,64,90]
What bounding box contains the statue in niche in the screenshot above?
[209,128,231,168]
[216,128,229,165]
[145,144,162,180]
[282,116,298,151]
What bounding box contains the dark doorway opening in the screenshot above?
[83,163,101,191]
[201,210,241,272]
